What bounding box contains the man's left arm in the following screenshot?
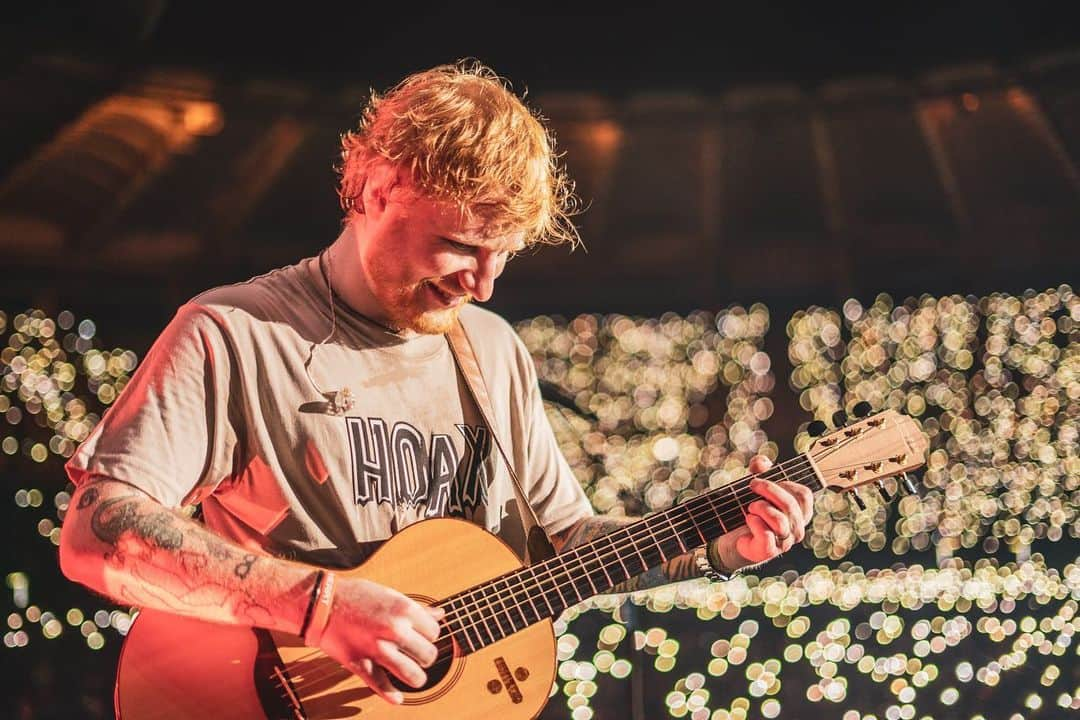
[551,457,815,593]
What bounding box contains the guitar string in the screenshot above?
[283,430,901,691]
[282,457,829,691]
[436,456,822,640]
[278,489,747,696]
[428,428,887,652]
[284,461,899,696]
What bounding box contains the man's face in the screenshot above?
[359,186,525,334]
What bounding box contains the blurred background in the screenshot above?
[1,2,1078,719]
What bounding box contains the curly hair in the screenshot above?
[336,60,580,248]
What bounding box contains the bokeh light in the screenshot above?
[516,305,776,521]
[5,287,1077,719]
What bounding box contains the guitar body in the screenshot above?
[115,518,557,720]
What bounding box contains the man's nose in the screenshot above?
[459,252,503,302]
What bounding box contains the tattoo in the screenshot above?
[91,496,183,551]
[234,554,257,579]
[85,494,275,626]
[616,552,699,593]
[204,534,235,562]
[557,516,706,594]
[557,516,632,548]
[76,486,100,510]
[69,483,280,629]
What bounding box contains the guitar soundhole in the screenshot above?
[389,645,455,694]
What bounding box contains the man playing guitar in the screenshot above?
[59,61,814,711]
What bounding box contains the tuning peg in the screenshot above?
[832,410,848,428]
[875,480,894,503]
[807,420,829,437]
[849,491,867,511]
[853,401,872,418]
[900,472,919,495]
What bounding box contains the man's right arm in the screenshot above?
[60,478,443,704]
[60,477,314,634]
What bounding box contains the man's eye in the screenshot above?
[445,238,473,252]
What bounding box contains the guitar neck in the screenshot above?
[438,454,823,653]
[538,453,822,609]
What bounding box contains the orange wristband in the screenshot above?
[302,571,337,648]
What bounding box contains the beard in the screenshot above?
[364,241,472,335]
[379,280,470,335]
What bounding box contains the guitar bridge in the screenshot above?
[271,665,307,719]
[255,629,308,720]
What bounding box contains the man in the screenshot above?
[60,62,813,706]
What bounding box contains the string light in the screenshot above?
[515,305,775,519]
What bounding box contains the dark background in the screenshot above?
[7,1,1080,91]
[3,1,1079,326]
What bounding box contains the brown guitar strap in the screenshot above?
[446,319,556,564]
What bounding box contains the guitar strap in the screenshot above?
[446,319,556,565]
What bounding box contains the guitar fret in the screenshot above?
[589,541,614,590]
[525,565,556,618]
[467,587,499,646]
[575,546,600,596]
[723,507,748,533]
[726,482,747,519]
[484,581,517,641]
[565,563,587,603]
[628,531,649,571]
[514,572,543,625]
[537,564,570,616]
[683,498,710,545]
[507,576,534,628]
[647,522,668,563]
[607,533,632,581]
[490,576,527,632]
[460,595,490,651]
[664,512,689,554]
[699,491,728,536]
[444,596,479,653]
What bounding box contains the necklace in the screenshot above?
[316,248,340,345]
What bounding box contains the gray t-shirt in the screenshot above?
[66,258,592,567]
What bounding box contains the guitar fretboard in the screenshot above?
[438,454,823,653]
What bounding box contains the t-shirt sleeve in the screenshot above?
[514,334,594,535]
[65,303,239,508]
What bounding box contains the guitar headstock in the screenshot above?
[806,410,928,496]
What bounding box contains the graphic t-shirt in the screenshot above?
[65,258,592,567]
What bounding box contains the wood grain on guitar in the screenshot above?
[115,410,927,719]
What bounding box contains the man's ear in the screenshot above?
[363,159,402,216]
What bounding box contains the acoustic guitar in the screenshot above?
[115,410,927,719]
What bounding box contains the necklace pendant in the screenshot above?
[330,387,354,415]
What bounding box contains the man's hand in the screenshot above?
[710,455,814,572]
[317,577,445,705]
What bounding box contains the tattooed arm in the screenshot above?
[59,478,315,634]
[60,478,445,704]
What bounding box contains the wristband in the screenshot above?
[696,545,735,583]
[298,569,324,638]
[302,571,337,647]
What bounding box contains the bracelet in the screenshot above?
[298,569,325,638]
[695,545,735,583]
[302,571,337,648]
